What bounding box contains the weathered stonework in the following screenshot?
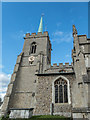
[33,74,74,117]
[1,26,90,119]
[9,108,33,119]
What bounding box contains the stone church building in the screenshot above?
[1,17,90,119]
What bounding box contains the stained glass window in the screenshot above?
[55,85,58,103]
[64,85,68,103]
[54,78,68,103]
[59,85,63,103]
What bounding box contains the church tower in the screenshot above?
[1,18,90,119]
[1,16,51,118]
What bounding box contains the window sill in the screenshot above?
[54,103,70,105]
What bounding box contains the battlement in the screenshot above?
[51,63,73,68]
[25,31,49,38]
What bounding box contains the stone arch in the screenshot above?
[52,75,71,104]
[30,42,37,54]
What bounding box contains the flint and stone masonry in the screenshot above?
[1,25,90,119]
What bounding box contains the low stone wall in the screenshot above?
[9,108,33,119]
[53,104,71,117]
[73,113,89,119]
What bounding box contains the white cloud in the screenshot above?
[66,54,70,57]
[0,87,7,93]
[0,73,11,100]
[10,30,25,40]
[0,93,6,101]
[0,73,11,83]
[52,31,72,43]
[0,65,4,69]
[56,22,62,27]
[53,31,63,36]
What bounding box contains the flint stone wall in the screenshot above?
[34,74,74,117]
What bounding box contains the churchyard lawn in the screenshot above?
[1,115,72,120]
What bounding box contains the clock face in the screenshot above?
[28,56,35,62]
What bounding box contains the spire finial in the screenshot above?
[38,14,44,33]
[73,25,77,36]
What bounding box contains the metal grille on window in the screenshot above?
[54,78,68,103]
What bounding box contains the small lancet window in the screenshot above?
[30,42,37,54]
[54,78,68,103]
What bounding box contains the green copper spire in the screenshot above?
[38,16,43,33]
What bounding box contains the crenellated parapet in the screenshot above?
[51,63,73,68]
[23,31,51,55]
[45,63,74,73]
[24,31,49,38]
[44,62,73,74]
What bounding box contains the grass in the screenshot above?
[1,115,72,120]
[30,115,71,120]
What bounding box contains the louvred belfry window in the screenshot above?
[31,42,37,54]
[54,78,68,103]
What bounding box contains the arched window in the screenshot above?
[54,78,68,103]
[30,42,37,54]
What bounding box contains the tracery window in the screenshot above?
[54,78,68,103]
[30,42,37,54]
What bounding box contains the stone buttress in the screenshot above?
[72,25,90,119]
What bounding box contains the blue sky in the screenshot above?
[0,2,88,99]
